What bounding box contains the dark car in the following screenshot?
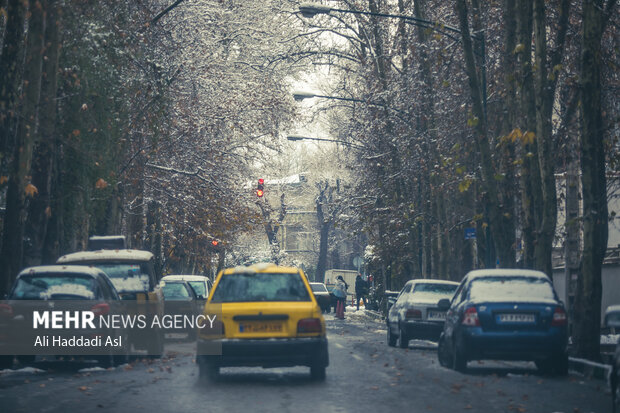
[387,280,459,348]
[160,279,201,340]
[310,282,331,313]
[0,265,130,368]
[437,269,568,375]
[606,305,620,413]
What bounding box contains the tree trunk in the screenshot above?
[0,0,25,173]
[25,0,61,266]
[0,0,46,295]
[572,0,610,360]
[455,0,515,267]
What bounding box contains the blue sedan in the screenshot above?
[437,269,568,375]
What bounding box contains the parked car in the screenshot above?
[160,279,201,340]
[196,263,329,381]
[310,282,331,313]
[605,305,620,413]
[0,265,130,368]
[161,275,212,300]
[387,280,459,348]
[57,249,165,356]
[437,269,568,375]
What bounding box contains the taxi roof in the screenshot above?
[221,263,302,275]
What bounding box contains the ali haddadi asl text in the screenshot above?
[34,335,121,348]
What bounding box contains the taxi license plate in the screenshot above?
[496,313,535,323]
[239,323,283,333]
[427,311,446,321]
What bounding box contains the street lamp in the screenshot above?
[298,3,487,116]
[287,135,364,149]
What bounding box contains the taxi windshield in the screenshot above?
[211,272,311,303]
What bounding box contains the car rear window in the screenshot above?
[93,263,150,293]
[469,276,556,302]
[162,282,191,300]
[412,283,458,298]
[11,275,97,300]
[188,281,207,297]
[211,272,311,303]
[310,283,328,293]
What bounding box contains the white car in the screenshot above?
[161,275,212,300]
[387,279,459,348]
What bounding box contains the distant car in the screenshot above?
[196,263,329,381]
[605,305,620,413]
[387,280,459,348]
[437,269,568,375]
[161,275,212,300]
[160,279,201,340]
[57,249,165,356]
[0,265,130,368]
[310,282,331,313]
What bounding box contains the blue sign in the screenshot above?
[464,227,477,240]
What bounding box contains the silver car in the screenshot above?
[387,279,459,348]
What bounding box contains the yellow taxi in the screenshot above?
[196,263,329,381]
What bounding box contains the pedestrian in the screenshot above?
[355,274,368,311]
[333,276,348,319]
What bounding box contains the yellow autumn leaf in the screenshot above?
[0,175,8,185]
[508,128,523,143]
[25,183,38,197]
[44,206,52,218]
[95,178,108,189]
[522,131,536,145]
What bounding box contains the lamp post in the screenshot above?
[287,135,364,149]
[298,3,487,117]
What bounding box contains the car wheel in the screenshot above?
[452,343,467,372]
[398,324,409,349]
[437,336,452,368]
[553,353,569,376]
[387,324,397,347]
[310,365,326,381]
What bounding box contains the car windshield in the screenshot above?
[412,283,458,299]
[188,281,206,297]
[162,282,191,300]
[469,276,556,302]
[311,283,328,293]
[11,275,97,300]
[93,263,150,293]
[211,272,311,303]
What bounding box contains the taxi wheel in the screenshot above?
[310,365,326,381]
[452,344,467,372]
[437,336,452,368]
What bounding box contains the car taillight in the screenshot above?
[91,303,110,317]
[0,303,13,318]
[297,318,322,333]
[551,307,567,326]
[462,306,480,326]
[405,309,422,319]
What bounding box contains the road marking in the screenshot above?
[352,354,363,361]
[334,343,344,349]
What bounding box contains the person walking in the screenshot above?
[355,274,368,311]
[333,276,348,319]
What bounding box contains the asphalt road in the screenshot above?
[0,310,611,413]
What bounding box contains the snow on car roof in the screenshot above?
[17,265,107,278]
[406,279,459,285]
[162,275,209,282]
[606,304,620,314]
[57,249,154,263]
[465,269,549,280]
